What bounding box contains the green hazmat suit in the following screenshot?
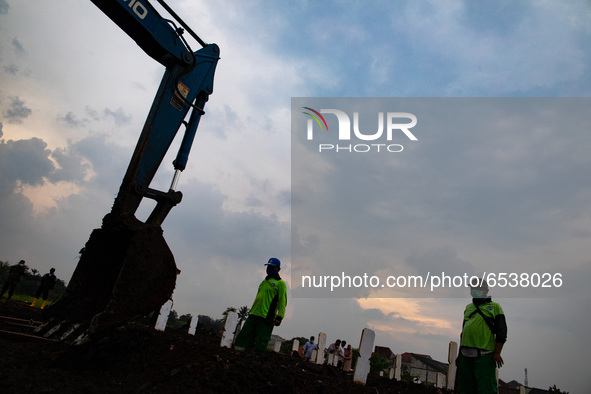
[234,273,287,353]
[457,297,507,394]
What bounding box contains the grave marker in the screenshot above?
[220,311,238,348]
[155,299,173,331]
[353,328,375,385]
[292,339,300,356]
[395,353,402,380]
[315,332,326,365]
[446,341,458,390]
[436,372,444,388]
[273,339,282,352]
[188,315,199,335]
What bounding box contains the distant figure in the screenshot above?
[30,268,57,309]
[342,344,353,371]
[303,336,318,362]
[1,260,27,300]
[337,340,347,368]
[326,339,341,365]
[456,279,507,394]
[234,258,287,353]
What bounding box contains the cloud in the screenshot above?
[0,133,140,280]
[103,107,132,126]
[406,246,474,278]
[0,136,62,255]
[2,96,32,124]
[85,107,101,122]
[0,137,54,190]
[67,134,128,191]
[11,36,25,54]
[358,298,454,332]
[56,112,87,128]
[292,97,591,301]
[0,0,7,15]
[3,64,18,75]
[164,179,290,263]
[49,147,91,184]
[0,133,107,206]
[245,196,263,207]
[354,0,591,96]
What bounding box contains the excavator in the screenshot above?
[41,0,219,341]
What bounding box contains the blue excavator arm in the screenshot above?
[91,0,198,67]
[92,0,220,225]
[42,0,220,339]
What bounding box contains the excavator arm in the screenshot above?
[93,0,219,224]
[42,0,219,341]
[110,44,219,225]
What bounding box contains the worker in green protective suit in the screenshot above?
[234,257,287,353]
[456,279,507,394]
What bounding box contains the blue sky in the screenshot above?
[1,1,590,392]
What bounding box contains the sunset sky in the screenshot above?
[1,1,590,392]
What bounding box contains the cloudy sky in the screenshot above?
[1,0,590,392]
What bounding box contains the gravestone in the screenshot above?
[273,339,282,352]
[395,353,402,380]
[311,349,317,363]
[292,339,300,356]
[353,328,375,385]
[446,341,458,390]
[188,315,199,335]
[220,311,238,348]
[155,299,173,332]
[316,332,327,365]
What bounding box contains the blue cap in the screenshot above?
[265,257,281,268]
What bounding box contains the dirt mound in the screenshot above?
[0,301,450,393]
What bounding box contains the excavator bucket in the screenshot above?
[42,219,178,340]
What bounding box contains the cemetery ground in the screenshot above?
[0,300,451,394]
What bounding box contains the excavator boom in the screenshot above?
[42,0,219,341]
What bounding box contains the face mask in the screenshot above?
[471,289,485,298]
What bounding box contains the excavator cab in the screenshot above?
[41,0,219,341]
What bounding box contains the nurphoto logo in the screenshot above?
[302,107,418,153]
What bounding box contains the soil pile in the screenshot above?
[0,301,450,394]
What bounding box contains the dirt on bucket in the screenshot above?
[41,221,178,340]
